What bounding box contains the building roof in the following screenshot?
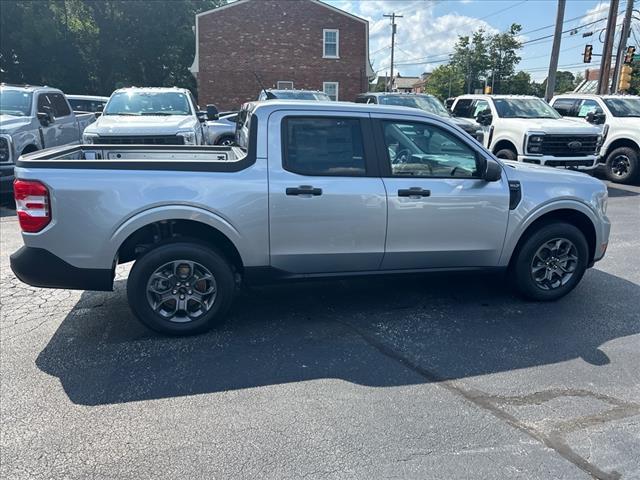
[394,76,420,89]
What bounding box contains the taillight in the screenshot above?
[13,179,51,233]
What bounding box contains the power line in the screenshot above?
[477,0,528,21]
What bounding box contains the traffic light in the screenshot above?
[618,64,633,91]
[624,46,636,64]
[583,44,593,63]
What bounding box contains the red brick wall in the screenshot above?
[195,0,368,110]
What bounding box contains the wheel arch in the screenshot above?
[603,137,639,159]
[504,204,598,267]
[492,139,518,155]
[21,144,39,155]
[111,207,246,272]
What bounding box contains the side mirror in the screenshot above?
[484,158,502,182]
[197,111,207,122]
[97,104,104,112]
[206,104,219,121]
[37,106,53,126]
[476,110,493,126]
[94,112,102,118]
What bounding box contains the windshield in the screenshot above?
[104,91,192,116]
[377,95,451,117]
[274,91,331,101]
[0,89,33,117]
[603,97,640,117]
[493,98,560,119]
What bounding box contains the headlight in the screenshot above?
[83,133,99,144]
[0,135,12,163]
[527,134,545,154]
[177,131,197,145]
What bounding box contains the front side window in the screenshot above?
[283,117,366,176]
[104,91,192,116]
[577,99,603,118]
[472,100,490,118]
[323,82,339,101]
[382,121,480,178]
[323,29,339,58]
[48,93,71,117]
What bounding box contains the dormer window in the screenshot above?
[323,29,339,59]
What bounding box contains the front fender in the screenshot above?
[499,199,601,266]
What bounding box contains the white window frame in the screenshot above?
[277,81,294,90]
[323,82,339,101]
[323,29,339,59]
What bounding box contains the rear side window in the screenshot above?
[283,117,366,176]
[49,93,71,117]
[552,98,577,116]
[354,96,368,103]
[577,99,603,118]
[452,99,473,118]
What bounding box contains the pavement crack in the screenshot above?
[335,319,628,480]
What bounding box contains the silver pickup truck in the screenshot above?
[0,84,96,195]
[10,101,611,335]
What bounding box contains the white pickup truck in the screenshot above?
[0,84,96,195]
[550,94,640,184]
[82,87,212,146]
[451,95,603,169]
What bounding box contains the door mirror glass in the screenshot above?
[206,104,219,121]
[484,158,502,182]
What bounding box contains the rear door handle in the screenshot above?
[286,185,323,196]
[398,187,431,197]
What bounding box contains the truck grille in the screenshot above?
[96,135,185,145]
[0,136,11,163]
[540,135,599,157]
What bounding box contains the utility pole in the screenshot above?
[598,0,620,94]
[383,12,402,92]
[612,0,634,92]
[545,0,566,101]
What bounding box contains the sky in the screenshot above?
[324,0,640,82]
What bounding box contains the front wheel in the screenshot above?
[216,135,235,146]
[604,146,639,185]
[511,222,589,301]
[495,148,517,161]
[126,242,235,335]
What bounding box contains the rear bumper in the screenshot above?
[10,246,113,291]
[518,155,597,170]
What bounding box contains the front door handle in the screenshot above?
[398,187,431,197]
[286,185,323,196]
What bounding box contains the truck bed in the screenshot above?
[18,144,249,172]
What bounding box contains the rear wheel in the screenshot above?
[495,148,517,160]
[511,222,589,301]
[126,242,235,335]
[604,146,639,184]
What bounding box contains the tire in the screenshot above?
[511,222,589,301]
[216,135,235,146]
[604,146,639,185]
[495,148,517,160]
[126,242,235,335]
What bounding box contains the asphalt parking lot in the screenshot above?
[1,180,639,480]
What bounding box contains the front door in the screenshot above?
[372,115,510,269]
[268,112,387,274]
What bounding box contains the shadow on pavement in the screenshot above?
[36,269,640,405]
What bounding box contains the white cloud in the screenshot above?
[331,0,496,78]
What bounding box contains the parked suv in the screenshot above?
[0,84,96,195]
[355,92,480,137]
[550,94,640,184]
[83,87,209,145]
[11,101,610,335]
[451,95,603,169]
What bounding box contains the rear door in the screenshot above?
[267,110,387,274]
[48,93,80,145]
[371,113,510,269]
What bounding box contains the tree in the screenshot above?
[487,24,522,94]
[0,1,225,98]
[423,64,463,100]
[451,29,491,94]
[502,70,532,95]
[540,71,577,95]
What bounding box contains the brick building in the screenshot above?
[190,0,373,110]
